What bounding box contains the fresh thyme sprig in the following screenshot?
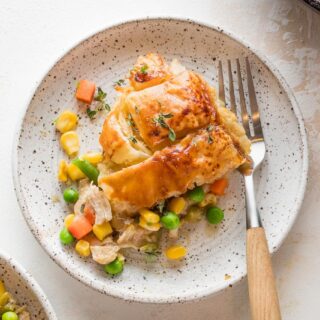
[86,87,110,120]
[153,113,176,142]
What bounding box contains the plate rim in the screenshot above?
[12,17,309,303]
[0,251,58,319]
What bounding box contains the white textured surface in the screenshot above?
[0,0,319,319]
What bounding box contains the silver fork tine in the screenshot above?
[218,60,226,105]
[227,60,237,114]
[236,59,251,137]
[246,57,263,140]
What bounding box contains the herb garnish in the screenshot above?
[168,127,176,142]
[104,103,111,111]
[114,79,125,86]
[155,200,165,213]
[86,108,97,120]
[127,113,135,127]
[206,125,214,144]
[153,113,176,142]
[94,87,107,102]
[94,87,110,112]
[128,135,138,144]
[206,124,214,132]
[140,64,148,74]
[153,112,173,127]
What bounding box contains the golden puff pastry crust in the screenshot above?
[100,126,245,211]
[126,70,218,150]
[99,98,151,166]
[129,53,171,91]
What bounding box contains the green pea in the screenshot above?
[63,187,79,203]
[2,311,18,320]
[186,186,205,203]
[104,258,124,275]
[160,211,180,230]
[206,206,224,224]
[59,227,74,245]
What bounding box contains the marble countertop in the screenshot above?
[0,0,319,318]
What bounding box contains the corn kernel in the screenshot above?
[75,240,91,257]
[165,245,187,260]
[64,214,75,228]
[82,152,103,165]
[139,217,161,231]
[92,221,113,241]
[167,197,186,214]
[117,253,125,263]
[55,110,78,133]
[199,193,217,208]
[139,209,160,224]
[60,131,80,156]
[67,162,86,181]
[58,160,68,182]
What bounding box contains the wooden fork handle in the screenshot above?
[247,227,282,320]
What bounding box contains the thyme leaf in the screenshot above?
[168,127,176,142]
[114,79,125,86]
[153,113,175,142]
[140,64,148,74]
[128,135,137,144]
[86,108,97,120]
[94,87,107,102]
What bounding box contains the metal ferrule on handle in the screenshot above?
[244,174,262,229]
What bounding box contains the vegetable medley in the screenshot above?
[0,280,30,320]
[55,57,237,277]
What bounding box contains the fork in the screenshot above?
[218,58,282,320]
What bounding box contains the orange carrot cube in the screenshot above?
[76,80,96,104]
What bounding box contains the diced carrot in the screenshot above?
[68,215,93,240]
[210,178,229,196]
[84,204,95,225]
[76,80,96,104]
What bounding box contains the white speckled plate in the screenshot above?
[0,251,57,319]
[13,18,308,303]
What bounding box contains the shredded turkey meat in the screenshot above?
[117,224,157,249]
[74,179,112,224]
[91,239,120,265]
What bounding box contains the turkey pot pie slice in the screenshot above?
[99,126,246,212]
[99,53,250,213]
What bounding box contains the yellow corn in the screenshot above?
[75,240,91,257]
[165,245,187,260]
[117,253,125,263]
[0,281,6,296]
[139,217,161,231]
[167,197,186,214]
[64,214,75,228]
[55,110,78,133]
[199,193,217,208]
[67,162,86,181]
[139,209,160,224]
[60,131,80,156]
[58,159,68,182]
[93,221,113,241]
[82,152,103,165]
